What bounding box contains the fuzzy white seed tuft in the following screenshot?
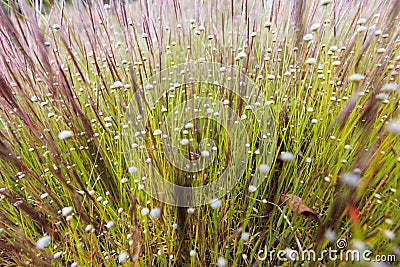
[201,150,210,158]
[58,130,73,140]
[305,58,317,65]
[280,152,294,162]
[106,221,115,229]
[381,83,398,92]
[217,257,227,267]
[118,251,129,263]
[235,51,247,60]
[128,166,138,174]
[349,73,365,82]
[150,208,161,219]
[310,23,320,31]
[36,236,51,250]
[153,129,162,136]
[241,232,250,241]
[185,122,194,129]
[341,173,360,188]
[54,252,62,259]
[303,34,314,41]
[248,185,257,192]
[180,139,189,146]
[62,206,73,216]
[386,120,400,135]
[187,207,195,214]
[141,207,150,216]
[111,81,124,89]
[259,164,271,173]
[210,198,222,209]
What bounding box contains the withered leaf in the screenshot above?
[279,194,320,223]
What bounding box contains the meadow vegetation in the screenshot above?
[0,0,399,266]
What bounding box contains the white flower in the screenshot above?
[356,26,368,33]
[235,51,247,60]
[153,129,162,136]
[217,257,227,267]
[62,206,73,216]
[118,251,129,263]
[259,164,270,173]
[36,235,51,250]
[324,229,337,242]
[303,33,314,41]
[128,166,138,174]
[180,139,189,146]
[381,83,398,92]
[141,207,150,216]
[185,122,194,129]
[329,46,338,52]
[376,93,388,100]
[187,207,195,214]
[344,145,352,150]
[210,198,222,209]
[341,172,360,188]
[248,185,257,192]
[145,83,154,90]
[106,221,115,229]
[310,23,320,31]
[357,18,366,25]
[348,73,365,82]
[53,252,62,259]
[241,232,250,241]
[377,48,386,53]
[280,152,294,162]
[150,207,161,218]
[110,81,124,89]
[386,120,400,135]
[383,230,395,240]
[58,130,73,140]
[190,250,196,257]
[201,150,210,157]
[305,58,317,65]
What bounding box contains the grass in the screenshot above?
[0,0,399,266]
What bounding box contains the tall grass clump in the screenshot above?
[0,0,399,266]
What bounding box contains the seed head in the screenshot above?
[58,130,73,140]
[35,236,51,250]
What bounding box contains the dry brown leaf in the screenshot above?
[279,194,320,223]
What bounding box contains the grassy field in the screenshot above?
[0,0,399,266]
